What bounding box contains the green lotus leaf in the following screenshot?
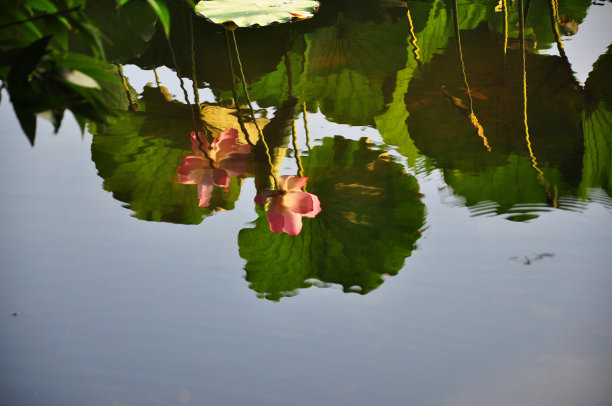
[293,14,408,126]
[579,103,612,200]
[90,85,244,224]
[580,45,612,199]
[195,0,319,27]
[405,23,583,175]
[375,0,452,164]
[238,136,425,301]
[443,154,570,220]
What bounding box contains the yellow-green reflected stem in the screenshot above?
[113,62,134,111]
[165,33,200,135]
[549,0,567,60]
[502,0,508,55]
[291,121,304,178]
[407,10,421,62]
[153,67,161,87]
[165,24,215,168]
[223,31,253,146]
[230,29,277,189]
[451,0,492,152]
[302,102,312,151]
[519,0,553,205]
[188,12,201,110]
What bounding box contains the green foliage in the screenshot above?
[580,46,612,198]
[144,0,171,37]
[239,136,425,300]
[0,0,188,144]
[579,104,612,199]
[90,85,244,224]
[218,14,409,126]
[0,0,116,143]
[404,24,584,175]
[443,154,566,218]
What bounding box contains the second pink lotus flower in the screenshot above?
[178,129,250,207]
[255,175,322,236]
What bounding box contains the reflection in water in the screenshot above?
[255,176,322,236]
[85,0,610,296]
[90,85,246,224]
[2,2,612,405]
[239,136,425,300]
[177,129,251,207]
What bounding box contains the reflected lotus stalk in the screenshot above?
[178,129,250,207]
[255,175,321,236]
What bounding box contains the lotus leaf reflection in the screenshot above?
[239,137,425,301]
[90,86,244,224]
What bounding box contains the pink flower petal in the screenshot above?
[282,210,303,235]
[219,153,248,177]
[213,168,230,187]
[191,131,210,155]
[282,175,308,191]
[303,194,321,218]
[267,210,285,233]
[212,129,239,160]
[177,156,211,184]
[283,191,315,215]
[197,183,214,207]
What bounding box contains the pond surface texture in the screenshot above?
[1,0,612,405]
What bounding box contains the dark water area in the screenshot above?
[1,0,612,405]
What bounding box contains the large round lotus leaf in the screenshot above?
[238,136,425,300]
[90,86,245,224]
[405,24,584,175]
[195,0,319,27]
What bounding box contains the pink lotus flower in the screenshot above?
[178,129,250,207]
[255,175,322,236]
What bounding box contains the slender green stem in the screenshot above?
[165,22,215,168]
[502,0,508,55]
[113,62,135,111]
[519,0,552,204]
[189,12,201,110]
[548,0,567,60]
[153,67,161,87]
[223,32,253,146]
[302,102,312,151]
[407,9,421,63]
[291,121,304,177]
[452,0,491,151]
[230,29,277,189]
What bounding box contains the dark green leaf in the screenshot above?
[145,0,171,37]
[24,0,58,13]
[7,35,51,82]
[14,108,37,145]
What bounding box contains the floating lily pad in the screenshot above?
[195,0,320,27]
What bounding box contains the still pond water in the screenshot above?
[2,0,612,405]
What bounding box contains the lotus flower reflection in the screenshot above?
[178,129,250,207]
[255,175,321,236]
